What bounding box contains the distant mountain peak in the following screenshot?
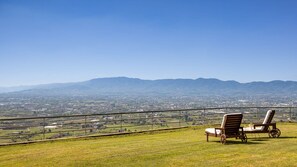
[1,77,297,96]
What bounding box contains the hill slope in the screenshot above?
[0,123,296,167]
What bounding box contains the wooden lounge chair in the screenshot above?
[243,110,281,138]
[205,113,247,144]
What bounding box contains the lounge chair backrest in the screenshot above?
[220,113,243,135]
[261,110,275,131]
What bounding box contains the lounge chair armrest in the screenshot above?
[214,127,224,136]
[254,123,276,129]
[239,127,245,134]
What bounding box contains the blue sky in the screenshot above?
[1,0,297,86]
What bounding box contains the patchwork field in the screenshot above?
[0,123,296,167]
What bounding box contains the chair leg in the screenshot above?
[206,133,209,142]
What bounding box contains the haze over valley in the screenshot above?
[0,77,296,117]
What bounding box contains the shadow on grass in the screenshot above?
[248,136,296,141]
[272,136,297,139]
[249,138,269,141]
[211,140,263,145]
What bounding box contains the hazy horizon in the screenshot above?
[1,0,297,86]
[1,76,297,88]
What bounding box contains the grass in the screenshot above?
[0,123,296,167]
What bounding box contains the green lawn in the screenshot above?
[0,123,296,167]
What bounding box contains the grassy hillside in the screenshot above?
[0,123,297,167]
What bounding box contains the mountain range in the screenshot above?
[1,77,297,96]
